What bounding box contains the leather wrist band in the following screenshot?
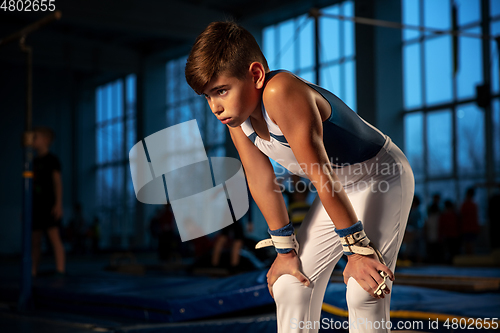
[255,222,298,254]
[336,221,374,256]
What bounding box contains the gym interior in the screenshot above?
[0,0,499,332]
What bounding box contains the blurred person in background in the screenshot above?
[439,200,460,264]
[425,193,442,264]
[401,194,424,264]
[31,126,65,276]
[460,187,480,255]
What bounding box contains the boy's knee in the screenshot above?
[346,277,380,310]
[273,274,311,305]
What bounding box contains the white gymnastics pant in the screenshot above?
[272,135,415,333]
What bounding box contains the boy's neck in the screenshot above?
[36,147,50,156]
[248,91,265,122]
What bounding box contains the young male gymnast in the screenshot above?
[185,21,415,333]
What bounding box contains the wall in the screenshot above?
[0,65,74,254]
[355,0,405,148]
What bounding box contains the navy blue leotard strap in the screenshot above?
[265,70,385,166]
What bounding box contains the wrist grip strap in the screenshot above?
[339,225,389,296]
[339,229,374,255]
[375,270,389,296]
[366,240,389,296]
[336,221,375,256]
[255,233,299,254]
[255,222,298,254]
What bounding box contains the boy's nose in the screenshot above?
[211,101,223,114]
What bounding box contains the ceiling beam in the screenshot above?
[3,0,229,40]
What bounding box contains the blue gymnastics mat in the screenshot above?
[29,270,273,322]
[1,266,499,332]
[395,265,500,278]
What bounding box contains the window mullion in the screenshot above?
[122,77,128,236]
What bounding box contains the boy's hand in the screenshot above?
[266,250,310,298]
[52,203,63,220]
[343,253,394,299]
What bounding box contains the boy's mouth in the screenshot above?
[220,117,232,124]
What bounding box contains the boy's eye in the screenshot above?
[217,89,227,96]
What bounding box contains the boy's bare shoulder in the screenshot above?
[262,71,306,100]
[262,71,315,119]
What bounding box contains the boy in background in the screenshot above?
[460,187,480,255]
[31,126,65,276]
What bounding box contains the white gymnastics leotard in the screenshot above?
[241,70,415,333]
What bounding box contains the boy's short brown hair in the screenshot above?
[185,21,269,95]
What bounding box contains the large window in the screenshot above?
[95,74,137,248]
[402,0,497,225]
[263,1,356,111]
[165,56,226,158]
[491,1,500,177]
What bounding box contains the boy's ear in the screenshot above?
[249,62,266,89]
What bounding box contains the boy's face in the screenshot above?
[33,131,50,150]
[202,64,265,127]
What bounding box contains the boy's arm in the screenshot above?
[228,126,288,231]
[263,74,358,230]
[264,73,394,297]
[52,170,63,219]
[228,125,310,296]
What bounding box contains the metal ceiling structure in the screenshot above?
[0,0,341,75]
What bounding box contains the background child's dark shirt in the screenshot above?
[33,152,61,212]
